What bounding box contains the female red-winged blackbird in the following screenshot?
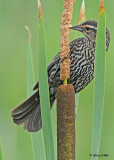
[11,20,110,132]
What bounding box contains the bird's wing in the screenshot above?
[33,52,60,91]
[33,38,83,91]
[47,52,60,71]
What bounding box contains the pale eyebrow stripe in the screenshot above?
[84,25,97,30]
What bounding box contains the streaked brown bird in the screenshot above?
[11,20,110,132]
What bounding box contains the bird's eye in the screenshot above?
[85,27,90,31]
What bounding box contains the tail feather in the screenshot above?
[11,91,56,132]
[11,92,40,131]
[24,107,42,132]
[13,102,38,125]
[11,92,38,115]
[12,100,37,120]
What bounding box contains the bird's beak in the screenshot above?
[70,24,84,32]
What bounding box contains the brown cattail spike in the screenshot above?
[57,84,75,160]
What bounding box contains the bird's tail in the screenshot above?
[11,92,55,132]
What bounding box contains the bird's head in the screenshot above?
[71,20,110,51]
[71,20,98,42]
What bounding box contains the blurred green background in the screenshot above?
[0,0,113,160]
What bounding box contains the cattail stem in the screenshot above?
[63,78,67,85]
[57,84,75,160]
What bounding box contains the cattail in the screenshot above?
[57,1,75,160]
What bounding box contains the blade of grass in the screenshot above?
[26,25,35,97]
[91,0,106,159]
[38,17,55,160]
[39,1,62,159]
[75,0,86,113]
[26,26,46,160]
[0,141,3,160]
[75,1,85,160]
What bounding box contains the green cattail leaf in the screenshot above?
[39,1,62,159]
[75,1,86,160]
[0,142,3,160]
[75,0,86,113]
[38,17,55,160]
[91,1,106,159]
[26,26,45,160]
